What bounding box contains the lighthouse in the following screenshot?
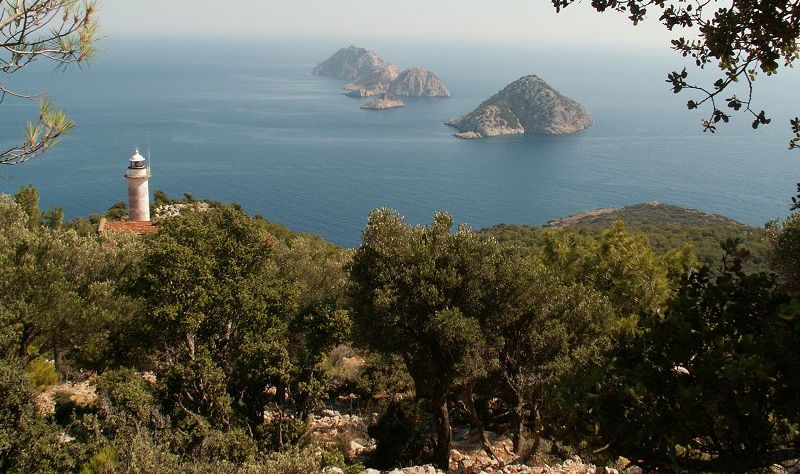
[126,149,151,222]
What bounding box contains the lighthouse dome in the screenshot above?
[131,149,146,163]
[129,149,147,170]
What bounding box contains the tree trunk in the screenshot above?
[511,395,541,464]
[464,386,498,459]
[433,397,452,471]
[19,323,33,359]
[53,345,63,377]
[276,380,288,405]
[512,392,525,454]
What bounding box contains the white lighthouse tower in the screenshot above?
[126,149,151,222]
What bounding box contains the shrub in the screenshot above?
[81,446,117,474]
[320,449,365,474]
[26,357,58,389]
[262,447,320,474]
[257,414,311,452]
[96,368,156,421]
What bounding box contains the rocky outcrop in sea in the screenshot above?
[447,75,591,138]
[361,94,405,110]
[314,47,451,102]
[388,68,451,97]
[314,46,399,97]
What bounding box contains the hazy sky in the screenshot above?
[100,0,674,48]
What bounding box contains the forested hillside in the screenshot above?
[1,187,798,473]
[483,202,769,272]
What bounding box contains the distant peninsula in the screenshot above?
[447,75,592,139]
[481,201,768,273]
[542,201,748,229]
[313,46,451,107]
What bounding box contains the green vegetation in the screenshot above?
[483,202,769,272]
[0,186,797,472]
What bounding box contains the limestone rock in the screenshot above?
[314,46,399,96]
[152,201,211,223]
[386,466,443,474]
[361,94,405,110]
[36,380,97,417]
[388,67,451,97]
[447,75,592,138]
[454,131,483,139]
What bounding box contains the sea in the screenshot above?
[1,38,798,247]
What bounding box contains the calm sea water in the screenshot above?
[1,38,798,246]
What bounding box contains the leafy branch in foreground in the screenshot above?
[0,0,98,166]
[551,0,800,141]
[0,97,74,165]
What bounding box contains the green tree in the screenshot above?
[484,253,614,460]
[767,212,800,292]
[540,222,676,322]
[350,209,500,469]
[555,244,800,470]
[0,1,98,165]
[0,195,142,373]
[13,184,41,227]
[105,201,128,221]
[136,206,300,431]
[0,358,82,473]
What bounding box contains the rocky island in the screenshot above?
[388,67,451,97]
[360,93,405,110]
[314,47,451,103]
[313,45,399,97]
[447,75,592,139]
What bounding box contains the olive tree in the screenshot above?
[135,206,299,430]
[551,242,800,471]
[350,209,501,470]
[484,253,614,460]
[0,189,142,374]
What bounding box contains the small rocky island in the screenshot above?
[314,46,452,107]
[447,75,592,139]
[360,93,405,110]
[388,67,451,97]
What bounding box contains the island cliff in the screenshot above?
[447,75,592,138]
[388,67,451,97]
[314,47,452,100]
[313,46,398,97]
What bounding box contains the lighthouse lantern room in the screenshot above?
[126,149,151,222]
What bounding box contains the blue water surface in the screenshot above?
[1,38,798,246]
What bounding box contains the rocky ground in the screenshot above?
[152,201,211,222]
[311,409,625,474]
[35,379,97,416]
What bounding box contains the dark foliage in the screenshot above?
[553,243,800,471]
